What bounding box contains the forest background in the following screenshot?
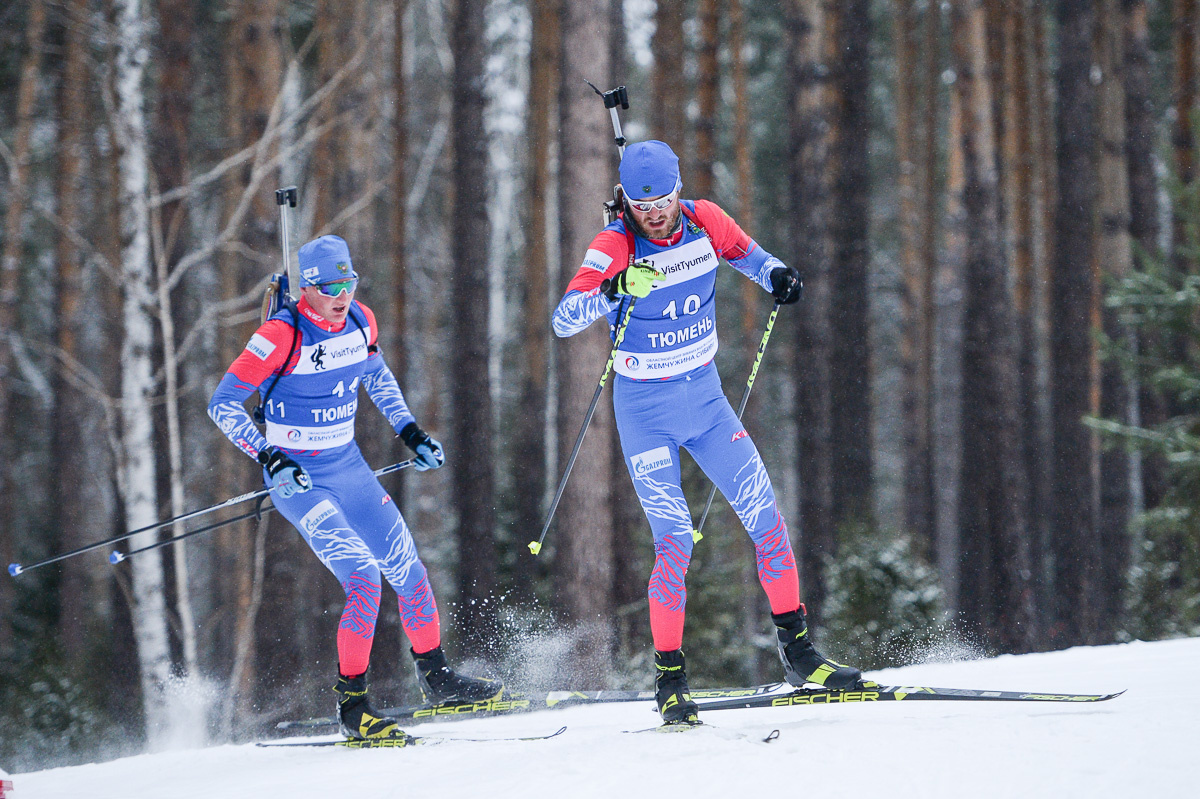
[3,0,1200,771]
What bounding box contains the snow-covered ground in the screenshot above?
[8,637,1198,798]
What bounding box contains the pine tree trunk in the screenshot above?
[917,0,964,613]
[1173,1,1197,261]
[951,0,1037,652]
[731,0,769,678]
[1029,4,1058,631]
[219,0,283,728]
[1096,0,1135,643]
[694,0,720,199]
[1051,0,1101,645]
[651,0,688,169]
[449,0,497,643]
[0,0,48,640]
[152,0,200,679]
[53,0,94,667]
[111,0,174,745]
[1123,0,1157,256]
[1003,0,1049,646]
[786,0,835,620]
[896,0,937,557]
[555,0,615,680]
[828,0,874,528]
[606,0,645,648]
[939,18,968,620]
[1123,0,1158,530]
[513,0,558,601]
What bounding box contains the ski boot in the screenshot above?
[411,646,503,705]
[654,649,700,725]
[333,672,412,742]
[773,606,862,690]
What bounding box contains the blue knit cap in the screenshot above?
[619,140,682,200]
[297,235,357,286]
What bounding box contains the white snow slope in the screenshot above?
[8,637,1198,799]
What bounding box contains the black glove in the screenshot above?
[769,266,803,304]
[257,446,312,498]
[399,422,445,471]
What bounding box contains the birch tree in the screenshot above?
[111,0,174,745]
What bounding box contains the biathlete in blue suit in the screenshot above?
[209,235,500,741]
[552,141,861,724]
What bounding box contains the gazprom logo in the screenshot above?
[625,355,640,370]
[300,500,337,534]
[631,446,673,477]
[582,248,613,273]
[246,333,276,361]
[287,429,301,442]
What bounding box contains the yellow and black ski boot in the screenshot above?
[334,672,411,742]
[654,649,700,725]
[773,607,862,690]
[411,646,503,705]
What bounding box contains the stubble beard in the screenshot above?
[624,204,682,240]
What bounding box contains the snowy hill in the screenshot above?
[8,638,1198,799]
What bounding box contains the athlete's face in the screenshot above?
[627,190,680,239]
[302,282,356,325]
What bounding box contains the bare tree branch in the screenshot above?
[150,28,382,210]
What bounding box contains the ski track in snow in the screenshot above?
[8,637,1199,798]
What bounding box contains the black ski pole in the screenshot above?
[692,301,782,542]
[528,80,635,557]
[8,458,418,577]
[8,485,275,577]
[109,504,271,564]
[529,298,638,556]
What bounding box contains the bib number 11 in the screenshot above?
[332,377,360,397]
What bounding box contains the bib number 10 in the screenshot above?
[662,294,701,321]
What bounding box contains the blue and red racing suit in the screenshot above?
[208,297,440,675]
[552,200,802,651]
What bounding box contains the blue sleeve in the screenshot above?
[552,287,619,338]
[727,239,784,293]
[208,374,268,460]
[361,354,417,434]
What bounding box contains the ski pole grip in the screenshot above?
[7,563,21,577]
[602,85,628,110]
[275,186,298,208]
[109,551,126,565]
